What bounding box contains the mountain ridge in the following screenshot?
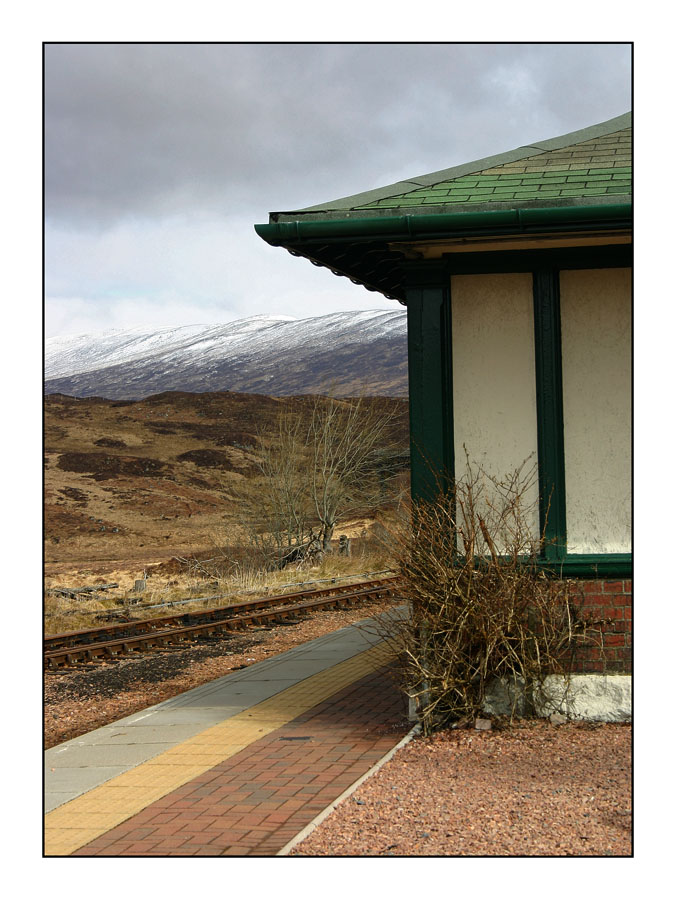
[45,310,409,399]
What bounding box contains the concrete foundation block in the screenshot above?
[483,674,631,722]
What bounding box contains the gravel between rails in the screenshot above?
[44,599,632,857]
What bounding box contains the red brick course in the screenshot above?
[573,579,632,674]
[72,665,409,856]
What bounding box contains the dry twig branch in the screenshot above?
[379,456,604,734]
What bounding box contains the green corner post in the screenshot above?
[532,268,567,564]
[403,262,454,504]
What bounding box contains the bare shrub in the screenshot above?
[231,394,406,569]
[385,458,603,735]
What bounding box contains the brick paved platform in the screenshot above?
[45,612,411,857]
[71,665,408,856]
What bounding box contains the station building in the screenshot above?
[255,113,632,692]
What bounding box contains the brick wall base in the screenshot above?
[571,578,632,674]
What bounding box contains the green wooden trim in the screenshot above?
[536,554,633,579]
[445,245,631,275]
[533,269,567,562]
[451,553,632,580]
[404,265,453,502]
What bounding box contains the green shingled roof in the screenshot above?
[269,113,631,222]
[256,114,632,303]
[355,130,631,210]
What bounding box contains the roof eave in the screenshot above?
[256,201,632,246]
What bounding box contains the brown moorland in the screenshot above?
[44,390,409,580]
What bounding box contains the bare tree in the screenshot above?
[308,395,401,550]
[233,409,315,566]
[234,394,405,567]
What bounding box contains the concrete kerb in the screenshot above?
[276,723,421,856]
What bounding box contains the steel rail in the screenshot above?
[44,577,400,651]
[44,577,401,669]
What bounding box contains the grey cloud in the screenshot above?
[45,43,631,227]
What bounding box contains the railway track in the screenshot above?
[44,576,401,670]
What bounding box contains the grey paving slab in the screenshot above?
[159,677,295,704]
[127,708,243,728]
[44,764,130,791]
[48,713,164,748]
[44,766,130,813]
[82,724,201,746]
[46,793,83,814]
[47,742,172,769]
[173,681,300,706]
[224,661,328,679]
[291,645,379,660]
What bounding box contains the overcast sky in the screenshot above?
[44,42,632,338]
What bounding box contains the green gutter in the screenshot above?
[255,204,631,245]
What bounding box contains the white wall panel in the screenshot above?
[451,273,539,546]
[560,268,631,554]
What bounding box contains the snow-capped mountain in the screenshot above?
[44,310,409,399]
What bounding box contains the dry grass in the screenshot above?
[44,539,397,635]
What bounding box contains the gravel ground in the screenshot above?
[44,600,632,856]
[290,718,632,857]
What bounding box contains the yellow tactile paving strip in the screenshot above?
[45,640,397,856]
